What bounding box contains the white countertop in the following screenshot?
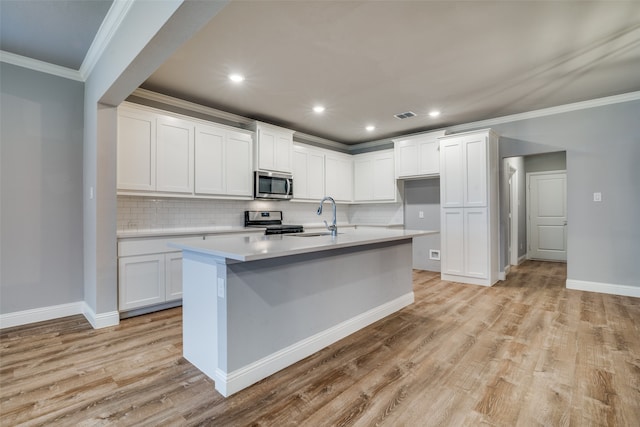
[169,228,438,262]
[116,223,404,239]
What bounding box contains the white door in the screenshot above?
[527,171,567,261]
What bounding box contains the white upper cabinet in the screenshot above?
[194,124,253,197]
[117,107,156,191]
[440,132,488,208]
[254,123,294,173]
[439,138,465,207]
[292,144,325,200]
[225,131,253,197]
[118,102,253,199]
[156,116,194,194]
[353,149,396,202]
[393,130,446,179]
[325,151,353,203]
[194,124,225,195]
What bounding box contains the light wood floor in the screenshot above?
[2,261,639,426]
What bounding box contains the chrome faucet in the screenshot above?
[317,196,338,236]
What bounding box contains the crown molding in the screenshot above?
[293,132,351,152]
[446,91,640,133]
[349,91,640,151]
[79,0,134,80]
[0,50,82,81]
[132,88,254,127]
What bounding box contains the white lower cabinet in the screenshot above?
[118,236,202,313]
[165,252,184,301]
[119,253,171,311]
[441,208,489,279]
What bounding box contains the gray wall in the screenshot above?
[0,62,85,313]
[458,99,640,287]
[525,151,566,173]
[404,179,441,271]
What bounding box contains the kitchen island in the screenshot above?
[169,227,436,396]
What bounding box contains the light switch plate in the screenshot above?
[419,211,424,218]
[593,192,602,202]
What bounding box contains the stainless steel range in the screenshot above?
[244,211,304,235]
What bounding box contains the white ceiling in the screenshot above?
[3,1,640,144]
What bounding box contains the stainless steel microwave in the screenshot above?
[254,171,293,200]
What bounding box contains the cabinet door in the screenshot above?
[156,116,194,193]
[464,208,489,278]
[418,138,440,175]
[440,139,464,208]
[354,157,374,201]
[463,135,487,207]
[117,109,156,191]
[274,132,293,173]
[292,148,309,199]
[325,154,353,202]
[395,140,419,178]
[194,124,225,195]
[293,145,325,200]
[441,209,464,275]
[226,131,253,196]
[165,252,183,301]
[307,151,325,199]
[118,254,165,311]
[373,152,395,200]
[257,128,276,171]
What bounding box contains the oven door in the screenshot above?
[254,171,293,200]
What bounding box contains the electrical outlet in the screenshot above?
[593,192,602,202]
[429,249,440,260]
[419,211,424,219]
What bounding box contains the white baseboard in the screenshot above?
[214,292,415,397]
[0,301,85,329]
[518,255,527,265]
[82,304,120,329]
[566,279,640,298]
[0,301,120,329]
[499,265,511,281]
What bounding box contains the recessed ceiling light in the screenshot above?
[313,105,325,113]
[365,125,375,132]
[228,73,245,83]
[429,110,441,118]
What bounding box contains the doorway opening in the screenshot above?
[502,151,567,276]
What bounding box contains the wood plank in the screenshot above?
[1,260,639,425]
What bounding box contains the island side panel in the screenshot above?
[182,251,220,382]
[224,240,413,372]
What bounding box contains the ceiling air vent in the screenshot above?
[394,111,417,120]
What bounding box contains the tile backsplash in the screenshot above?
[117,196,403,232]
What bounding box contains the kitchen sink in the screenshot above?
[286,232,343,237]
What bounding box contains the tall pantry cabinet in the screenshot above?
[439,129,499,286]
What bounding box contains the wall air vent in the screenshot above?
[394,111,417,120]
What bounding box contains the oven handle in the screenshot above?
[286,178,292,196]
